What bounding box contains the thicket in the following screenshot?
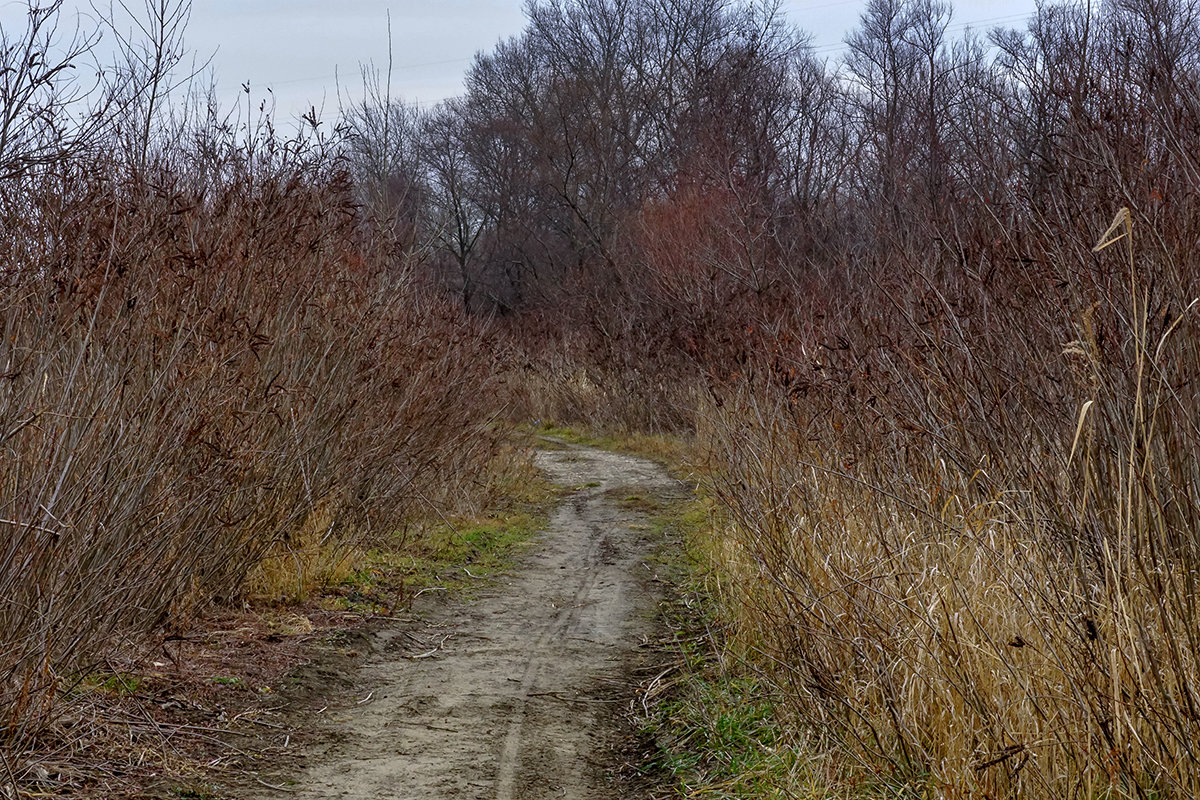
[4,0,1200,794]
[375,0,1200,796]
[0,0,505,774]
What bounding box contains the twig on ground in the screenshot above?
[255,776,296,792]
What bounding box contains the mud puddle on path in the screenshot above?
[259,444,680,800]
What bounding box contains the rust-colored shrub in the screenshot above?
[0,135,503,756]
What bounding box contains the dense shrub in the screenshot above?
[0,133,503,753]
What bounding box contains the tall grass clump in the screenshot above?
[699,208,1200,798]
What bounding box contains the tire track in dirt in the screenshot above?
[267,443,678,799]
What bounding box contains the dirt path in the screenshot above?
[265,444,677,799]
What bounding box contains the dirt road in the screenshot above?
[267,444,677,799]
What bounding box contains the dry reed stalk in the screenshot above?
[691,207,1200,798]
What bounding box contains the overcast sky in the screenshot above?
[0,0,1041,126]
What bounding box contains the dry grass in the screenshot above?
[695,210,1200,798]
[245,502,361,603]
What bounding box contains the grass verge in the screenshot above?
[625,482,813,799]
[334,444,564,609]
[334,505,555,613]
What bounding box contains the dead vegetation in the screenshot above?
[449,1,1200,797]
[6,0,1200,796]
[0,2,511,791]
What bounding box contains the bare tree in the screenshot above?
[0,2,107,181]
[423,99,490,311]
[97,0,196,169]
[844,0,923,234]
[341,67,430,266]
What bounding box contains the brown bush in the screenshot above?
[0,136,503,756]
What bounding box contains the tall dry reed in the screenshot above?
[698,209,1200,798]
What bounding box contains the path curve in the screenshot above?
[273,444,675,799]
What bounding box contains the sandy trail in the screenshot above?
[273,444,675,799]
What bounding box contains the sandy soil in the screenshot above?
[257,444,677,799]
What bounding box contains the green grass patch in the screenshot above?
[652,667,808,798]
[69,671,144,697]
[306,444,564,613]
[315,511,550,611]
[645,492,712,544]
[318,460,563,612]
[636,488,833,799]
[642,580,833,800]
[413,511,545,585]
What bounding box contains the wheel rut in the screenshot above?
[264,444,678,800]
